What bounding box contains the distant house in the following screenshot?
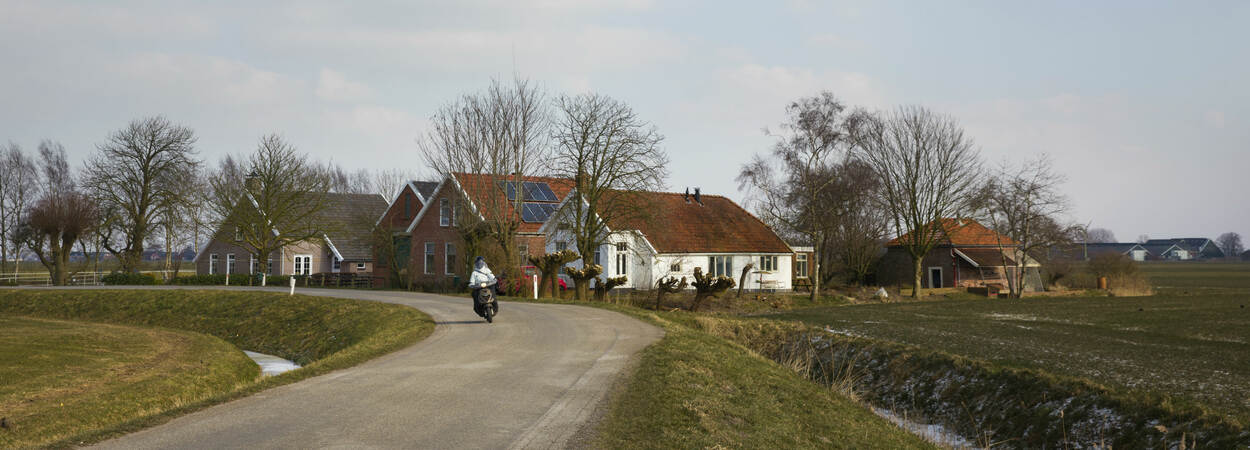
[1242,249,1250,261]
[375,173,575,288]
[1143,238,1224,260]
[1051,243,1149,262]
[878,218,1042,291]
[195,192,388,276]
[542,188,795,291]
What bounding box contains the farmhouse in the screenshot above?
[542,188,794,291]
[1144,238,1224,260]
[196,193,387,277]
[373,172,574,288]
[878,218,1042,291]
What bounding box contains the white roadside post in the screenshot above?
[289,276,296,296]
[533,275,538,300]
[225,272,230,286]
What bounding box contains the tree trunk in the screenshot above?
[810,256,820,302]
[911,257,923,298]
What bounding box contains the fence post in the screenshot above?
[289,276,296,296]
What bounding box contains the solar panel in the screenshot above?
[502,181,557,203]
[502,181,518,201]
[520,202,559,223]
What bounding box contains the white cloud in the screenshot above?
[316,69,374,102]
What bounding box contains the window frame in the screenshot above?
[332,257,341,273]
[669,262,681,273]
[226,253,236,274]
[708,255,734,277]
[293,255,313,276]
[795,253,808,279]
[759,255,777,272]
[209,254,218,275]
[356,262,366,271]
[518,244,529,267]
[445,243,457,275]
[439,198,451,227]
[424,242,436,275]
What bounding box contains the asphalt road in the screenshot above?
[74,287,663,449]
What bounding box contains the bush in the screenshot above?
[101,272,160,286]
[169,274,254,286]
[1072,253,1154,296]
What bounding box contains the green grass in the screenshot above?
[1139,261,1250,295]
[494,296,933,449]
[0,289,434,448]
[768,296,1250,426]
[0,316,257,449]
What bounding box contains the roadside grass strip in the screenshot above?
[0,289,434,449]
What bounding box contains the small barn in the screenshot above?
[878,218,1043,292]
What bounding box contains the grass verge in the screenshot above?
[495,297,934,449]
[0,316,258,449]
[0,289,434,449]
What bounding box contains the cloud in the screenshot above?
[316,69,374,102]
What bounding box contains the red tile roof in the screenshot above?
[451,173,574,233]
[604,191,792,254]
[887,218,1018,247]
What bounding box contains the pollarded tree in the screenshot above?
[548,93,668,270]
[738,92,851,303]
[14,144,98,285]
[653,275,688,310]
[564,263,602,301]
[529,249,579,298]
[851,106,984,298]
[594,276,627,301]
[207,135,333,284]
[690,267,735,312]
[84,116,200,273]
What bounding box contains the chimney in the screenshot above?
[693,187,702,205]
[684,187,690,203]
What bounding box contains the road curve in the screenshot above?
[69,287,663,449]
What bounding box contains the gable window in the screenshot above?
[795,253,808,278]
[440,198,451,227]
[332,257,341,273]
[226,254,236,274]
[293,255,312,275]
[669,262,681,272]
[615,243,628,276]
[445,243,457,275]
[403,195,411,219]
[209,254,218,275]
[424,242,436,274]
[759,255,778,272]
[518,244,529,267]
[233,227,243,241]
[708,256,733,278]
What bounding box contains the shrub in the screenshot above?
[1082,253,1154,296]
[169,274,255,286]
[101,272,159,285]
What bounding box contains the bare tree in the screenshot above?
[84,116,200,273]
[14,143,98,285]
[1217,232,1243,259]
[371,168,422,199]
[419,77,549,276]
[1,142,41,277]
[548,93,668,298]
[207,135,334,283]
[738,92,852,302]
[1084,227,1117,243]
[983,156,1078,297]
[815,159,890,285]
[1137,234,1150,244]
[851,106,983,297]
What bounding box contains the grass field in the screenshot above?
[0,316,256,449]
[0,289,434,448]
[767,262,1250,429]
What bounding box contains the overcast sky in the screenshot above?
[2,1,1247,242]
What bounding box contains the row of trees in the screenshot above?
[738,92,1083,299]
[2,117,415,285]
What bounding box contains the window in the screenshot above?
[669,262,682,272]
[403,195,411,219]
[445,243,457,275]
[332,258,341,272]
[556,241,567,252]
[233,227,243,241]
[293,255,312,275]
[424,242,435,274]
[439,198,451,227]
[269,258,277,275]
[708,256,733,277]
[356,263,366,271]
[593,250,602,266]
[759,255,777,272]
[209,254,218,274]
[393,236,411,269]
[795,253,808,278]
[518,244,529,267]
[226,254,236,274]
[615,243,627,276]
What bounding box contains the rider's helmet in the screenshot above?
[474,256,487,270]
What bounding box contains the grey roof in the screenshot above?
[412,181,440,202]
[320,193,389,261]
[1144,238,1224,257]
[1141,243,1180,255]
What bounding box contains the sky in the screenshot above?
[2,0,1247,243]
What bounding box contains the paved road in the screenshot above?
[67,287,663,449]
